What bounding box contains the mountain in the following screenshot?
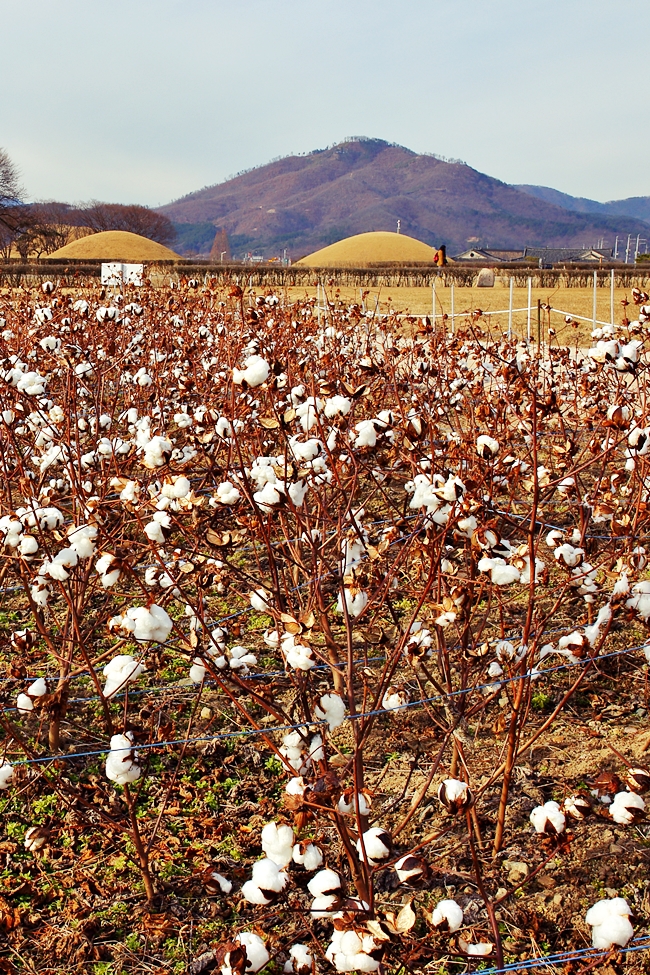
[515,185,650,225]
[159,138,650,259]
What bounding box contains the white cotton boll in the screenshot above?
[105,732,141,785]
[308,868,341,898]
[478,557,520,585]
[382,687,409,710]
[67,524,98,559]
[241,881,272,905]
[17,692,34,713]
[285,776,306,797]
[610,790,645,825]
[336,588,368,617]
[41,546,79,581]
[288,480,308,507]
[233,354,270,387]
[261,822,295,868]
[554,543,584,567]
[324,395,352,418]
[431,898,464,932]
[284,944,313,974]
[189,659,207,683]
[476,435,499,458]
[338,791,372,816]
[115,604,173,643]
[354,419,378,447]
[292,843,323,871]
[438,779,472,813]
[289,436,322,462]
[0,761,14,790]
[251,859,285,890]
[237,933,270,974]
[161,475,191,499]
[586,898,633,949]
[626,581,650,619]
[27,678,47,698]
[208,870,232,894]
[254,480,285,510]
[103,654,145,697]
[228,644,257,674]
[216,481,240,504]
[530,800,565,835]
[465,942,493,957]
[314,693,346,730]
[356,827,391,864]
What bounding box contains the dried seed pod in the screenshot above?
[563,792,593,820]
[626,768,650,793]
[24,826,49,853]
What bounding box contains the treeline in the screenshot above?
[0,201,177,259]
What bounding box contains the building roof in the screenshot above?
[296,231,436,267]
[44,230,181,262]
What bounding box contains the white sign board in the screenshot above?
[123,264,144,286]
[101,263,144,286]
[101,263,123,286]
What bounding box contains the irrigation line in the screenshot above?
[7,636,649,768]
[479,934,650,974]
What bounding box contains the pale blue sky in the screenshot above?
[1,0,647,207]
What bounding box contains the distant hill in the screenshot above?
[158,138,650,260]
[516,185,650,226]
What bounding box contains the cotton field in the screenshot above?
[1,279,650,972]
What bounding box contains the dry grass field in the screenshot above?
[285,283,637,346]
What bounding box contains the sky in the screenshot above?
[1,0,648,208]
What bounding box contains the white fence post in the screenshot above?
[610,268,615,326]
[432,278,436,327]
[592,270,597,330]
[451,282,455,335]
[527,276,532,342]
[508,277,514,339]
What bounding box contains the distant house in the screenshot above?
[453,245,615,266]
[522,247,613,267]
[454,247,527,262]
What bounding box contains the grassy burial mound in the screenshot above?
[297,230,436,267]
[44,229,181,262]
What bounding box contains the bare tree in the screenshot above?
[0,147,28,258]
[81,201,177,246]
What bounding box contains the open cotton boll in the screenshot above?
[476,435,499,458]
[554,543,584,567]
[462,942,493,957]
[250,588,272,613]
[228,644,257,674]
[610,790,645,825]
[67,524,98,559]
[337,790,372,816]
[431,898,464,932]
[395,854,428,885]
[477,557,520,585]
[233,354,270,387]
[96,552,121,588]
[626,581,650,619]
[142,435,172,469]
[285,776,306,797]
[117,604,174,643]
[356,827,391,864]
[103,654,145,698]
[261,822,295,868]
[17,676,47,713]
[438,778,472,813]
[105,732,141,785]
[236,933,270,974]
[308,868,341,898]
[216,480,241,504]
[326,930,381,973]
[314,692,346,730]
[382,686,410,710]
[284,944,313,974]
[292,842,323,871]
[40,546,79,581]
[0,761,14,789]
[207,870,232,894]
[586,898,633,949]
[324,395,352,418]
[242,858,287,904]
[530,800,565,835]
[336,588,368,617]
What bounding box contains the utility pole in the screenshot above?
[614,235,619,260]
[635,234,641,261]
[625,235,631,264]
